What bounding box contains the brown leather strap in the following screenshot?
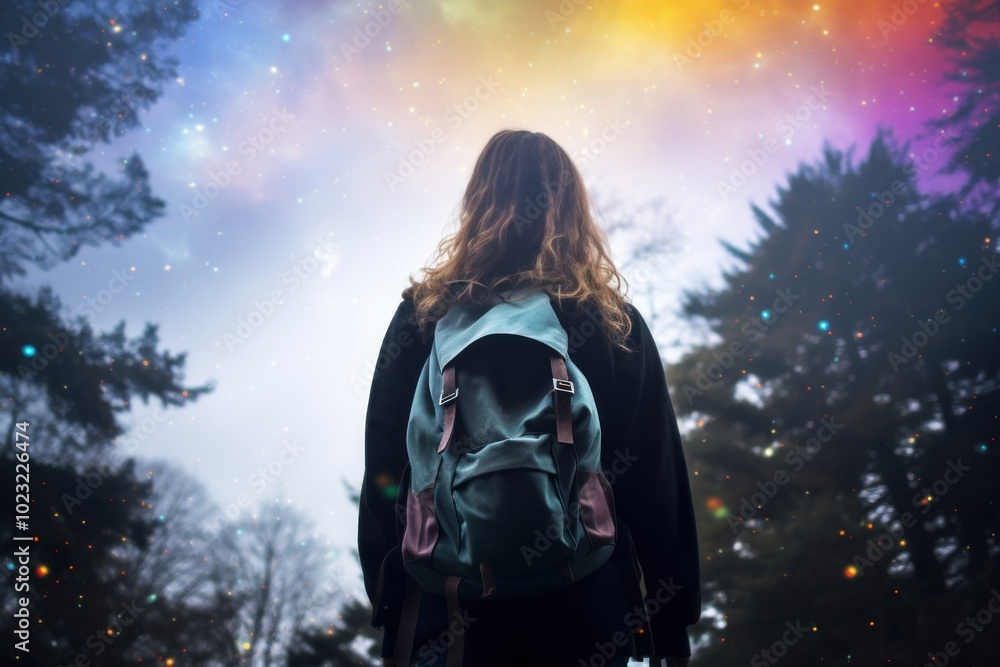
[445,576,465,667]
[391,575,422,667]
[550,356,574,445]
[437,365,458,453]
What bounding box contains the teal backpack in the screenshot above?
[392,282,617,665]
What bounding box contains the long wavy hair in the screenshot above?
[403,129,634,350]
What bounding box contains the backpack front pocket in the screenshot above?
[450,434,577,576]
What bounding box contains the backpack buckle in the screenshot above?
[439,387,459,405]
[552,378,575,395]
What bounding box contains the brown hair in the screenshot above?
[402,129,634,350]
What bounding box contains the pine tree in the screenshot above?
[670,128,999,665]
[286,597,382,667]
[0,2,211,664]
[0,0,197,281]
[927,0,999,217]
[0,287,215,665]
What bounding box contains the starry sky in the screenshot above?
[17,0,970,596]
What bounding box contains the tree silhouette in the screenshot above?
[0,452,157,665]
[0,0,196,280]
[286,597,382,667]
[0,286,212,442]
[927,0,999,217]
[228,500,341,667]
[0,290,213,664]
[0,2,212,664]
[669,125,998,664]
[0,276,212,665]
[114,460,246,665]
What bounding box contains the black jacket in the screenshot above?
[358,293,702,657]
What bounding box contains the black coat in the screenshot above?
[358,293,702,658]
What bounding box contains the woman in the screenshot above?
[359,129,701,666]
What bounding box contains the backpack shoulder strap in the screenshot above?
[437,364,458,453]
[550,355,574,445]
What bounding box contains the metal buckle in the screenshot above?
[439,387,459,405]
[552,378,575,395]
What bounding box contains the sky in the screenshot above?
[15,0,971,599]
